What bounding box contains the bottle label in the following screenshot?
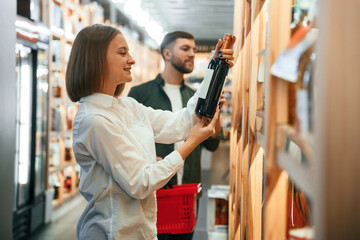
[199,69,214,98]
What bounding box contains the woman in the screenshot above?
[66,24,234,240]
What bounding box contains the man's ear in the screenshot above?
[163,49,172,60]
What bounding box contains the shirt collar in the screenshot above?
[79,93,117,108]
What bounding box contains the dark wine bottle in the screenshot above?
[195,33,234,118]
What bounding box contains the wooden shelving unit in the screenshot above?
[229,0,360,239]
[229,0,267,239]
[45,0,98,209]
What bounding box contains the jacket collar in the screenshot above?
[155,73,186,90]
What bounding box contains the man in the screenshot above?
[128,31,223,240]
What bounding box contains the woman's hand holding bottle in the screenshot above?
[211,37,236,68]
[177,107,221,160]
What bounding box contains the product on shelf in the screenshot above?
[49,139,60,168]
[64,176,72,192]
[64,137,73,161]
[50,106,62,132]
[287,182,313,239]
[270,0,318,134]
[51,2,63,33]
[64,166,74,193]
[49,173,60,199]
[75,165,80,187]
[51,40,63,67]
[295,47,316,133]
[64,43,72,63]
[195,34,236,119]
[215,198,228,226]
[52,71,62,98]
[65,104,74,130]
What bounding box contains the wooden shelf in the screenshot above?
[50,131,62,141]
[51,97,63,107]
[230,0,360,238]
[52,198,61,210]
[276,124,314,163]
[64,130,72,138]
[49,167,61,175]
[53,0,63,6]
[65,1,75,11]
[256,131,265,148]
[275,125,314,198]
[46,0,86,214]
[50,64,63,72]
[63,160,76,168]
[65,34,75,43]
[277,150,314,198]
[257,48,267,56]
[62,192,72,202]
[50,29,64,39]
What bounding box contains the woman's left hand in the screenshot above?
[211,37,236,68]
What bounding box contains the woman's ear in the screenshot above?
[163,49,172,60]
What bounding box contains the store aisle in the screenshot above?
[30,195,86,240]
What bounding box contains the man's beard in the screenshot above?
[171,58,194,74]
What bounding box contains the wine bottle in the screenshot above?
[195,33,235,118]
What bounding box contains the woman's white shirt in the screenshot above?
[73,93,199,240]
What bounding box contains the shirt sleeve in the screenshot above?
[75,114,184,200]
[130,85,201,144]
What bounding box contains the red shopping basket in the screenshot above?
[156,183,201,234]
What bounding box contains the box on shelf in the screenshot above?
[207,185,229,240]
[44,188,55,223]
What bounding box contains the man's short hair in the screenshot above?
[160,31,194,58]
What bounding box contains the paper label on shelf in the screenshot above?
[199,68,214,98]
[296,90,309,132]
[270,29,318,82]
[258,57,266,82]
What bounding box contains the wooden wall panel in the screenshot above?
[314,0,360,239]
[239,1,252,239]
[264,0,291,239]
[229,0,245,238]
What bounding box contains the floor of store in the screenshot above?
[30,146,230,240]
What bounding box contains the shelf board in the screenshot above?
[50,64,63,72]
[64,160,76,168]
[50,131,62,141]
[53,0,63,6]
[64,130,73,138]
[49,167,61,175]
[65,34,75,43]
[277,150,314,199]
[62,192,73,203]
[277,124,314,162]
[51,28,64,39]
[256,131,265,148]
[51,97,63,107]
[77,8,86,18]
[257,48,267,56]
[63,189,79,204]
[256,109,265,119]
[52,198,61,210]
[65,1,75,11]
